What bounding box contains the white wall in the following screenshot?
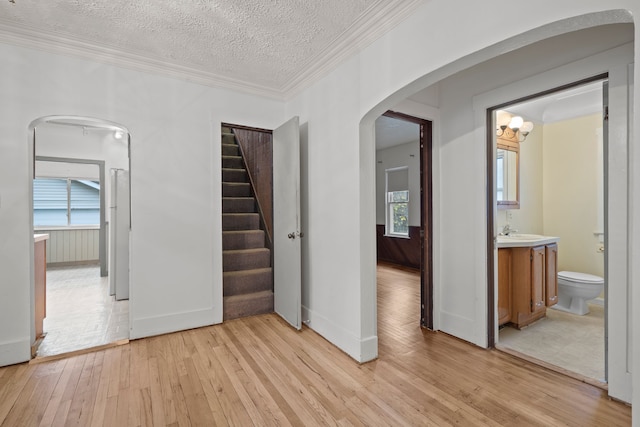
[286,2,638,411]
[1,1,639,420]
[375,141,421,227]
[0,42,284,366]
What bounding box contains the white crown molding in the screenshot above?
[279,0,425,99]
[0,21,285,100]
[0,0,424,101]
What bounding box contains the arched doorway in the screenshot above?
[28,115,131,358]
[358,12,633,403]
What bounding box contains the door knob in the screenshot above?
[288,232,296,239]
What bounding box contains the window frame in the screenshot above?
[33,177,101,228]
[384,166,410,238]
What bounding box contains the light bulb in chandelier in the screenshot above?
[508,116,524,131]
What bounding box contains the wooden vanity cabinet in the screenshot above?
[499,243,559,328]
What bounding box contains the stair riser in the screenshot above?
[223,231,265,250]
[222,156,244,169]
[222,169,249,183]
[222,183,251,197]
[223,293,274,320]
[223,251,271,271]
[223,198,256,213]
[223,269,272,296]
[222,144,240,156]
[222,214,259,231]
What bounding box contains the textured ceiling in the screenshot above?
[0,0,422,98]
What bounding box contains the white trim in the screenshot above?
[0,337,31,367]
[34,225,100,231]
[280,0,424,99]
[302,305,378,363]
[0,21,283,100]
[384,234,411,239]
[130,308,218,340]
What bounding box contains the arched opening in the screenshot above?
[358,10,633,403]
[28,115,131,359]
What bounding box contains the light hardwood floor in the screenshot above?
[0,263,631,426]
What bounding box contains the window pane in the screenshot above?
[69,180,100,225]
[389,190,409,202]
[33,178,68,226]
[390,202,409,235]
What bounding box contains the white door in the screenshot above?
[273,117,302,329]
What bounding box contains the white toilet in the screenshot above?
[554,271,604,315]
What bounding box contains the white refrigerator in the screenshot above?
[109,169,130,300]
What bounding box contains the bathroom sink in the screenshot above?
[497,233,560,248]
[500,233,545,240]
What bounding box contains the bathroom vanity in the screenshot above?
[497,234,559,328]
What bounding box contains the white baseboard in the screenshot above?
[439,310,482,346]
[130,308,218,340]
[0,337,31,367]
[302,305,378,363]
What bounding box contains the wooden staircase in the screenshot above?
[222,127,274,320]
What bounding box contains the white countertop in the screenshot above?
[34,233,50,243]
[497,234,559,248]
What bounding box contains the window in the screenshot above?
[385,167,409,237]
[33,178,100,227]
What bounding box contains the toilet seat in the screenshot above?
[558,271,604,285]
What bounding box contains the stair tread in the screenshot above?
[224,248,270,254]
[223,229,264,234]
[222,213,258,216]
[224,267,272,276]
[222,182,250,186]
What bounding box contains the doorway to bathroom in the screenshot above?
[488,77,609,385]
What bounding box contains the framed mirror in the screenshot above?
[496,139,519,209]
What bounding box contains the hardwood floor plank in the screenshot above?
[0,364,34,422]
[181,336,229,425]
[0,263,631,426]
[219,322,329,425]
[146,355,168,426]
[192,327,290,427]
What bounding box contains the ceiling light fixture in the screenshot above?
[496,110,534,142]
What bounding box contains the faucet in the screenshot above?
[502,224,518,236]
